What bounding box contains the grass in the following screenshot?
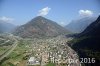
[0,39,32,66]
[46,62,56,66]
[67,36,91,46]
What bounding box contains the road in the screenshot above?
[0,39,18,61]
[0,40,10,45]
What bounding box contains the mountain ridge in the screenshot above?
[13,16,70,38]
[0,21,16,33]
[65,17,97,33]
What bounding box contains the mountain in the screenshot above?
[0,21,16,33]
[13,16,70,38]
[79,16,100,37]
[65,17,97,33]
[70,16,100,66]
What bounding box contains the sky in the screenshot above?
[0,0,100,26]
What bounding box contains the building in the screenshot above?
[27,57,40,66]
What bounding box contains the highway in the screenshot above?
[0,38,18,61]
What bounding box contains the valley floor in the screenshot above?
[0,34,81,66]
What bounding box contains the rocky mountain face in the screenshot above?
[70,16,100,66]
[0,21,16,33]
[65,17,97,33]
[13,16,70,38]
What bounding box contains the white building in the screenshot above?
[27,57,40,65]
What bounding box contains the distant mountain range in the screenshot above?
[71,16,100,66]
[65,17,97,33]
[0,21,16,33]
[13,16,70,38]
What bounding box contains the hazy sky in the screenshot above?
[0,0,100,26]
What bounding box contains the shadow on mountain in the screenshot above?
[68,16,100,66]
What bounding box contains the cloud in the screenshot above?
[38,7,51,16]
[0,16,14,22]
[79,10,93,17]
[58,22,67,26]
